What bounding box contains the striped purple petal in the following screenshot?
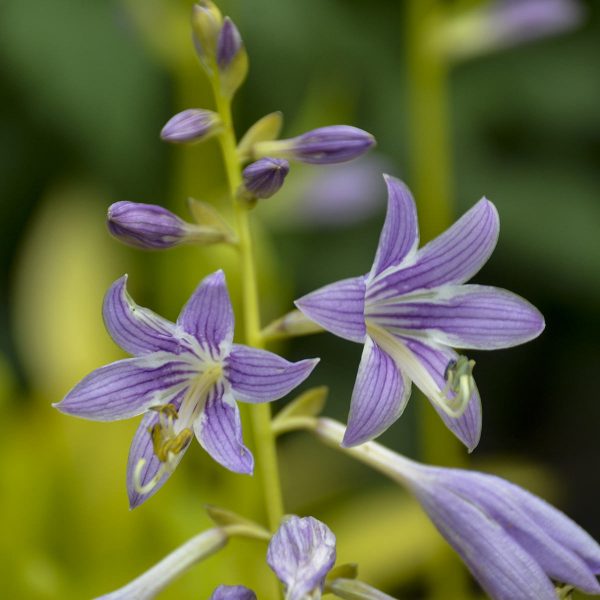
[209,585,257,600]
[226,345,318,404]
[194,383,253,474]
[126,392,188,509]
[369,175,419,279]
[295,276,366,343]
[411,474,558,600]
[368,284,545,351]
[177,270,234,353]
[367,198,499,301]
[103,275,188,356]
[267,516,336,600]
[54,353,195,421]
[443,470,600,594]
[401,338,482,452]
[342,337,411,447]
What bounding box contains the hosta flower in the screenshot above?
[55,270,318,508]
[315,418,600,600]
[296,176,544,450]
[242,158,290,199]
[267,516,336,600]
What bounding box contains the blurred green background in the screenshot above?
[1,0,599,598]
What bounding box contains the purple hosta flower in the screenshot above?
[209,585,257,600]
[54,271,318,508]
[160,109,222,144]
[217,17,243,70]
[254,126,375,166]
[296,176,544,451]
[107,201,225,250]
[242,158,290,199]
[267,516,337,600]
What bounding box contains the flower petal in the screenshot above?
[295,276,366,343]
[126,393,189,509]
[54,353,195,421]
[267,516,336,600]
[401,338,482,452]
[412,477,558,600]
[195,383,253,474]
[209,585,257,600]
[369,175,419,279]
[368,284,545,350]
[367,198,499,301]
[342,337,411,447]
[226,345,318,403]
[177,270,234,353]
[445,471,600,593]
[103,275,187,356]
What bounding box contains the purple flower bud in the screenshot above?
[107,202,194,250]
[160,109,221,144]
[242,158,290,199]
[217,17,243,70]
[254,125,375,165]
[209,585,257,600]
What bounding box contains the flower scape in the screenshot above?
[52,1,599,599]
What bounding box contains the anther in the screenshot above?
[438,355,476,418]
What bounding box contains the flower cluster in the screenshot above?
[55,2,599,599]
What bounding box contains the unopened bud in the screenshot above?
[242,158,289,199]
[254,126,375,165]
[217,17,248,97]
[160,109,221,144]
[191,1,223,66]
[107,202,226,250]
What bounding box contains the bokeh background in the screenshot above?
[1,0,599,598]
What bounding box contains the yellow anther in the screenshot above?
[441,355,476,417]
[149,403,179,419]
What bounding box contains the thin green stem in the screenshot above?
[212,83,285,536]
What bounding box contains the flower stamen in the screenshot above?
[440,355,476,417]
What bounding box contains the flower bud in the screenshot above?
[242,158,289,199]
[253,125,375,165]
[191,1,223,66]
[160,109,221,144]
[107,202,225,250]
[217,17,248,97]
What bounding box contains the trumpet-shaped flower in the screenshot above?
[55,270,318,508]
[267,516,337,600]
[296,176,544,450]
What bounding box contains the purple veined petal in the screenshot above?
[442,471,600,593]
[54,353,196,421]
[368,284,545,351]
[295,276,367,343]
[242,157,289,199]
[209,585,257,600]
[177,270,234,354]
[369,175,419,279]
[194,383,253,474]
[126,389,189,509]
[367,198,499,301]
[103,275,189,356]
[226,345,318,404]
[267,516,336,600]
[411,477,558,600]
[342,337,411,447]
[401,337,482,452]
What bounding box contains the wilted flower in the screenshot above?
[160,109,222,144]
[267,516,337,600]
[242,158,290,199]
[209,585,257,600]
[315,418,600,600]
[296,176,544,450]
[55,271,318,508]
[254,126,375,165]
[107,201,227,250]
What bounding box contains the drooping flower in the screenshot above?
[54,270,318,508]
[209,584,257,600]
[314,418,600,600]
[296,176,544,451]
[267,516,337,600]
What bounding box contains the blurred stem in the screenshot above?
[212,82,285,542]
[406,2,470,599]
